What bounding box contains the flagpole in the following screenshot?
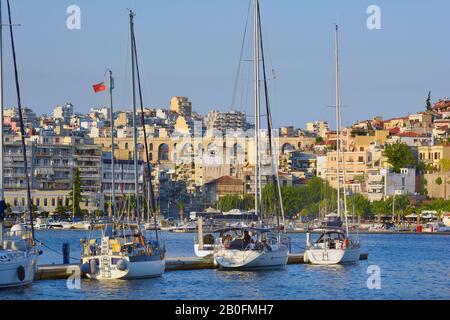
[108,70,115,221]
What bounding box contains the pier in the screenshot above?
[35,253,369,280]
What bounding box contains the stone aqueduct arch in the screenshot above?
[94,135,314,163]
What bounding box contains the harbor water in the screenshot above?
[0,230,449,300]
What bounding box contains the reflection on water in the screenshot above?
[0,230,449,300]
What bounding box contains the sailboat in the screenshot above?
[213,0,289,270]
[304,24,361,265]
[0,0,40,288]
[80,10,165,280]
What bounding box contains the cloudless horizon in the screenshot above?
[1,0,449,129]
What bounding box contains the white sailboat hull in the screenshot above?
[194,244,215,258]
[82,255,165,280]
[0,251,37,288]
[304,246,361,265]
[214,245,289,270]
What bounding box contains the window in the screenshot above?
[44,198,48,206]
[51,198,55,207]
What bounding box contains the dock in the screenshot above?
[36,253,369,280]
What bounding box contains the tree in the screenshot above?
[347,194,371,219]
[440,159,450,172]
[315,136,324,144]
[217,194,254,212]
[372,200,388,222]
[435,177,443,186]
[69,167,83,217]
[426,91,432,111]
[177,202,185,222]
[383,143,416,173]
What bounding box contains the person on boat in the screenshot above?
[243,230,253,246]
[222,234,232,249]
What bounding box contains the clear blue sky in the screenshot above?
[2,0,449,129]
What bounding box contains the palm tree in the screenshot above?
[177,202,185,223]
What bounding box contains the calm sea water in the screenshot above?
[0,230,449,300]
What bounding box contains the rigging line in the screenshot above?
[35,240,79,261]
[230,0,252,110]
[6,0,35,240]
[132,27,159,241]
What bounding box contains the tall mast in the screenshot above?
[129,10,140,223]
[108,70,115,220]
[257,1,283,232]
[132,26,160,241]
[335,24,341,219]
[0,0,4,203]
[7,0,34,239]
[0,0,4,244]
[253,0,261,219]
[335,24,349,235]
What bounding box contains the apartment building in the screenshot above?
[170,96,192,117]
[204,110,247,134]
[53,103,74,123]
[325,150,369,193]
[418,145,450,170]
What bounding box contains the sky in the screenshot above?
[1,0,449,129]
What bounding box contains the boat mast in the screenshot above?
[7,0,34,239]
[108,70,115,221]
[129,10,140,223]
[335,24,341,220]
[253,0,261,220]
[335,24,350,235]
[131,26,160,241]
[0,0,4,243]
[257,1,283,233]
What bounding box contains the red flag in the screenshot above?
[92,82,107,93]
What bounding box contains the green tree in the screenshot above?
[69,167,83,217]
[372,200,388,222]
[347,194,371,219]
[440,159,450,172]
[426,91,432,111]
[177,202,185,221]
[383,143,416,173]
[435,177,443,186]
[315,136,324,144]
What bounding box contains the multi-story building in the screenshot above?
[31,135,72,190]
[204,110,247,134]
[325,150,369,193]
[101,155,144,198]
[305,121,329,138]
[418,145,450,171]
[4,107,38,129]
[53,103,74,123]
[170,96,192,117]
[74,143,102,212]
[387,132,432,147]
[279,150,316,177]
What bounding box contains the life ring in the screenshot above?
[17,265,26,281]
